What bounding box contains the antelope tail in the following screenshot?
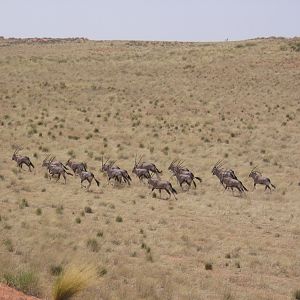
[66,172,73,176]
[30,162,35,168]
[195,176,202,182]
[271,183,276,189]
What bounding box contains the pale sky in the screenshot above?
[1,0,299,42]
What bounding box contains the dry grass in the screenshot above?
[52,265,96,300]
[0,37,299,299]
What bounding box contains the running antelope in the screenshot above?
[12,147,35,172]
[78,170,100,190]
[135,155,162,176]
[222,176,248,194]
[132,157,151,182]
[65,159,87,176]
[48,164,73,184]
[42,155,68,172]
[169,159,202,185]
[148,177,177,200]
[249,167,276,191]
[212,160,237,186]
[172,169,199,190]
[101,157,131,185]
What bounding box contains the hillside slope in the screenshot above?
[0,37,299,299]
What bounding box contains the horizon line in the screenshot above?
[1,35,299,44]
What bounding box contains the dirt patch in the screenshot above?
[0,284,40,300]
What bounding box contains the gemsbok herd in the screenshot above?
[11,147,276,199]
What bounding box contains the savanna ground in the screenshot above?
[0,37,300,300]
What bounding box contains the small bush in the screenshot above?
[67,150,76,158]
[96,230,103,237]
[204,262,213,270]
[50,265,63,276]
[56,205,64,214]
[19,198,29,209]
[294,290,300,300]
[84,206,93,214]
[75,217,81,224]
[4,239,14,252]
[97,267,107,277]
[87,239,99,252]
[3,271,39,296]
[36,208,42,215]
[115,216,123,222]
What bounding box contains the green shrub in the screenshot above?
[115,216,123,222]
[36,208,42,215]
[87,239,99,252]
[84,207,93,213]
[19,198,29,209]
[3,271,39,296]
[205,262,213,270]
[50,265,63,276]
[4,239,14,252]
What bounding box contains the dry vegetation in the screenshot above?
[0,37,300,300]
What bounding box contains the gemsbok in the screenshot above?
[132,156,151,182]
[78,170,100,190]
[169,159,202,186]
[42,155,68,173]
[135,155,162,176]
[249,167,276,191]
[65,159,87,176]
[12,147,35,172]
[212,160,238,186]
[222,176,248,194]
[101,157,131,185]
[148,176,177,200]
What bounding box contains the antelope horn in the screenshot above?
[14,146,21,154]
[176,160,182,166]
[171,159,177,166]
[216,160,224,168]
[214,160,221,167]
[216,159,223,166]
[43,154,50,162]
[137,155,143,165]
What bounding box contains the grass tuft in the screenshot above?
[52,265,96,300]
[294,289,300,300]
[3,270,39,296]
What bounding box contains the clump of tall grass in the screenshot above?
[52,265,96,300]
